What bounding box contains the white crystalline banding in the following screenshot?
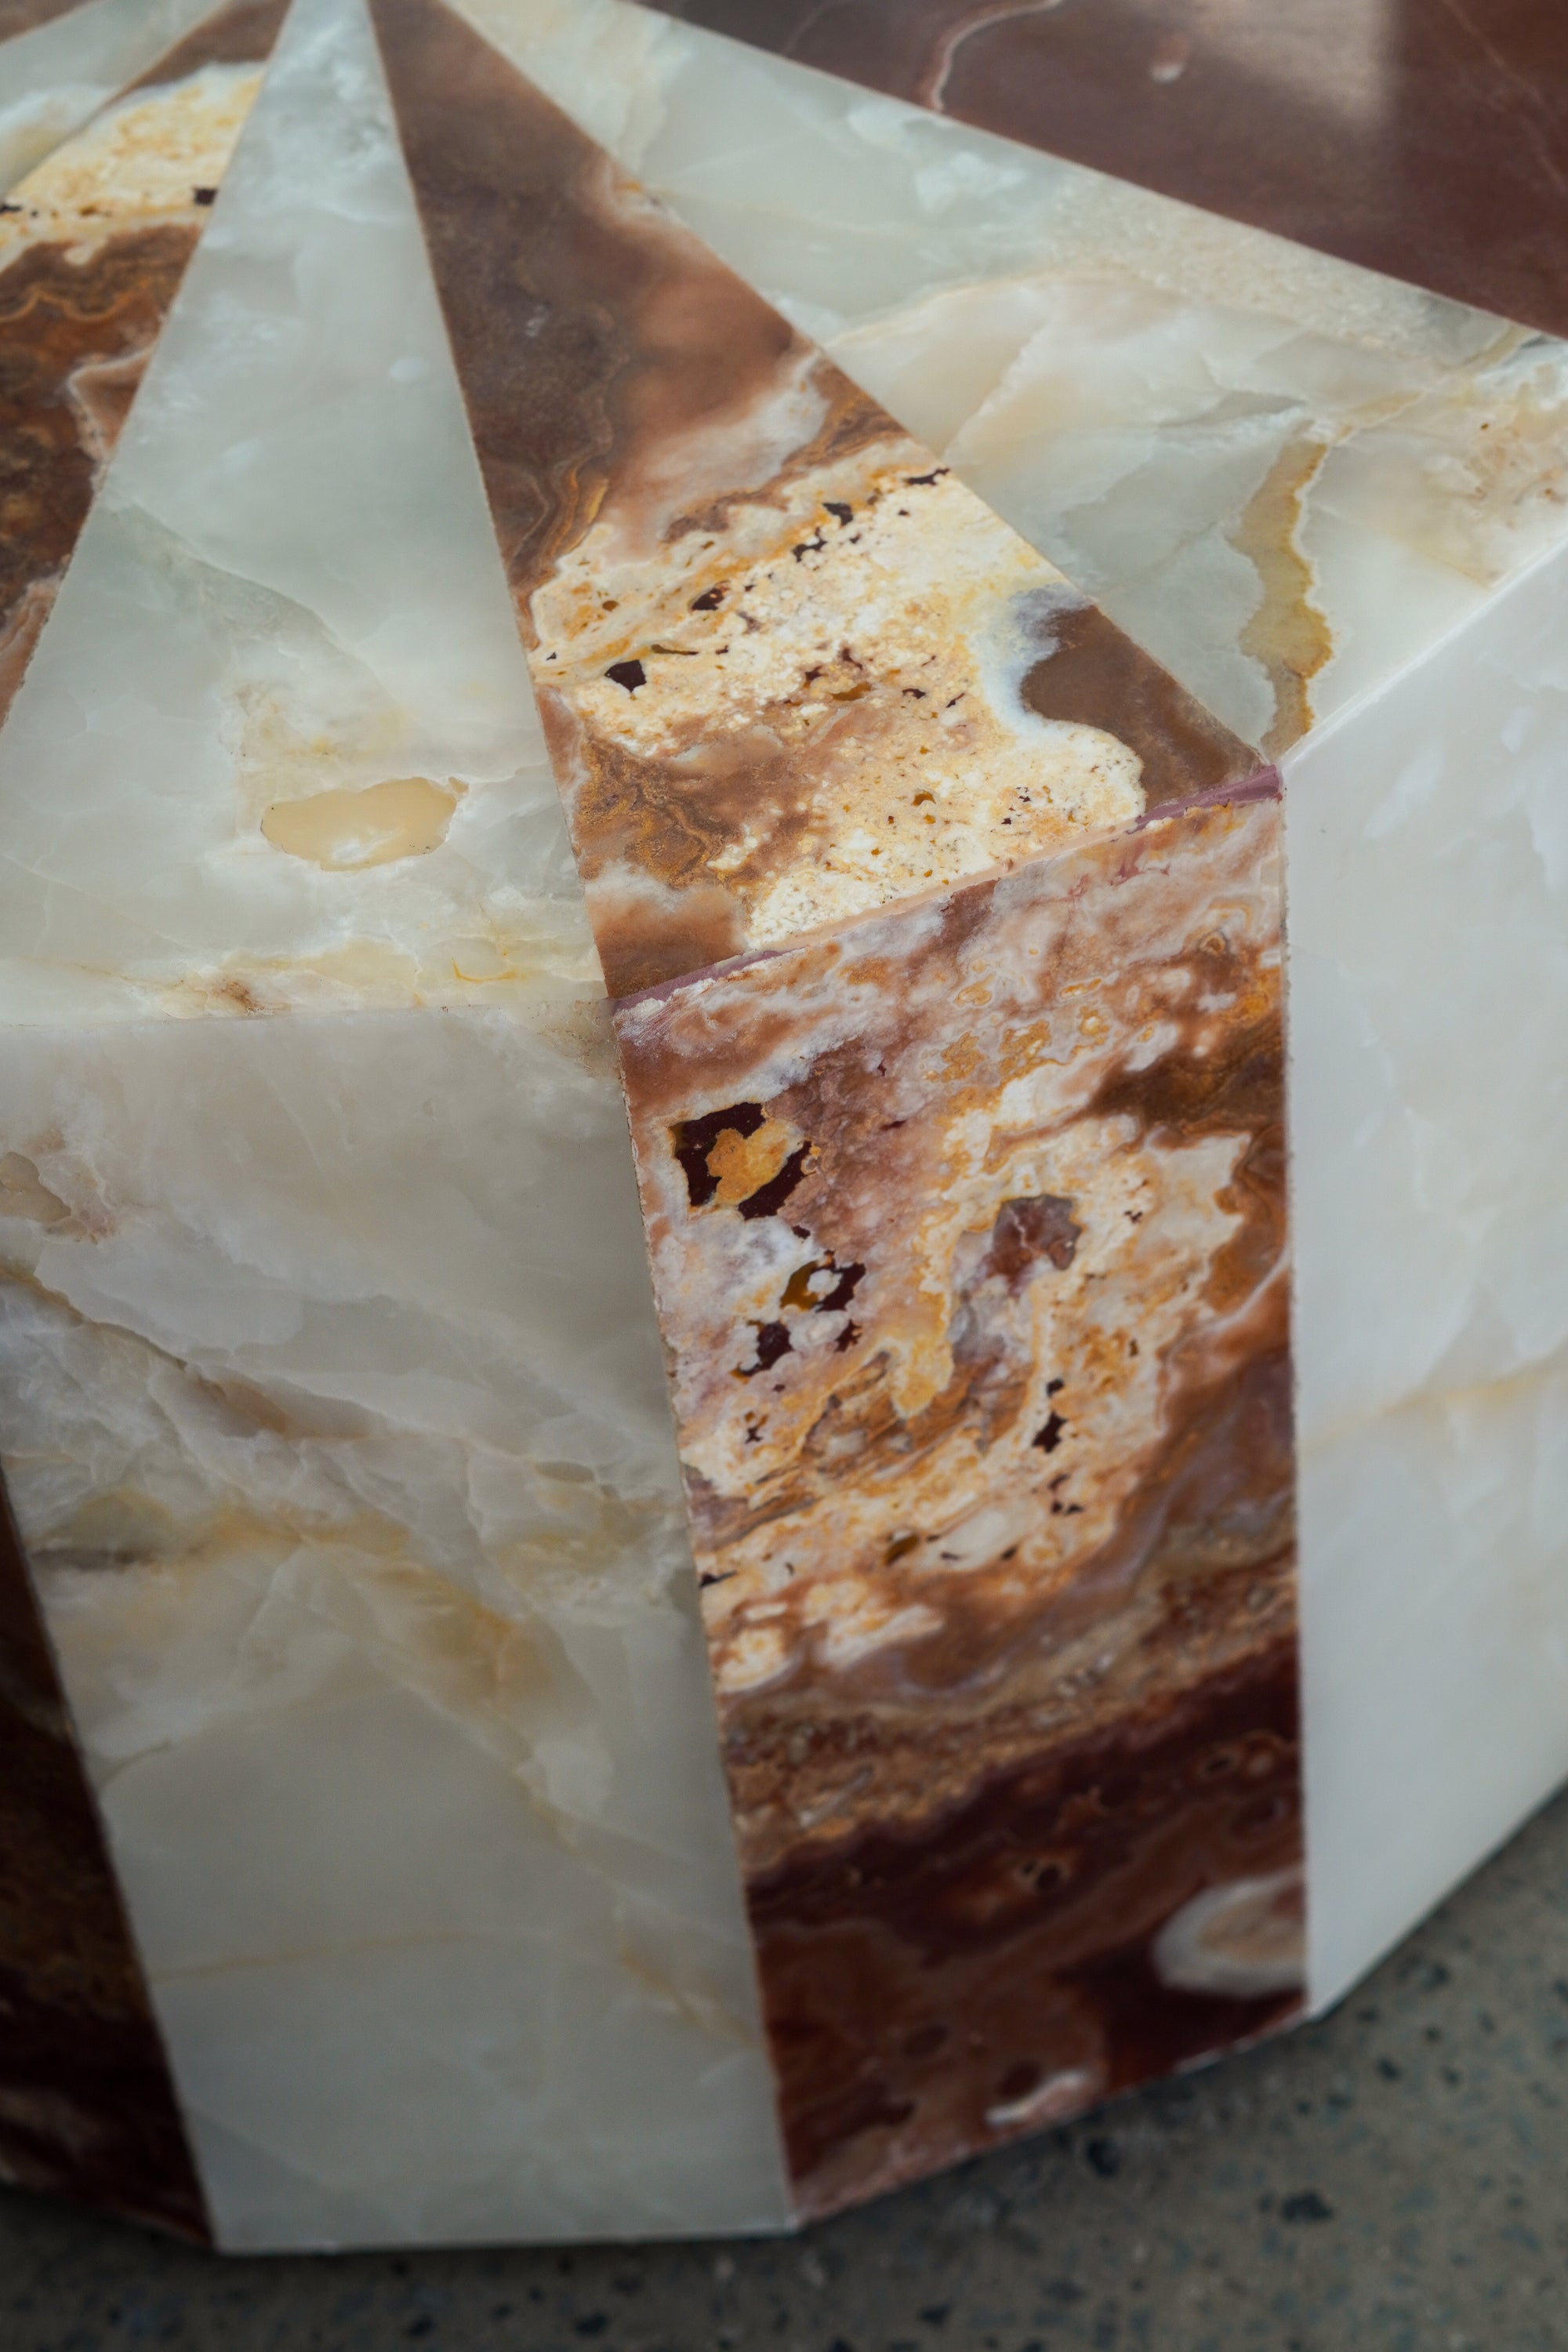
[1286,530,1568,2011]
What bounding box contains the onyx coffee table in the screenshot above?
[1,0,1566,2254]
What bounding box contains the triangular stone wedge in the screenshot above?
[0,0,289,724]
[369,0,1269,1001]
[374,0,1297,2223]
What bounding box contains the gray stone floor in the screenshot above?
[5,1788,1568,2352]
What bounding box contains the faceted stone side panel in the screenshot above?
[0,0,283,721]
[637,0,1568,347]
[0,1484,207,2238]
[1287,532,1568,2013]
[371,0,1263,1001]
[615,797,1301,2214]
[0,1010,789,2249]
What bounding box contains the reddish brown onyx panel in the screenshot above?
[0,1491,206,2235]
[0,0,287,723]
[370,0,1262,1000]
[615,798,1300,2213]
[639,0,1568,345]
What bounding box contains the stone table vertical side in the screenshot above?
[615,794,1301,2216]
[0,1009,791,2248]
[1286,535,1568,2013]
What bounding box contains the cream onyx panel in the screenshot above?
[454,0,1568,758]
[1285,535,1568,2011]
[0,0,233,191]
[0,0,786,2248]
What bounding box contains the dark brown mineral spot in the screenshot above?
[985,1194,1082,1288]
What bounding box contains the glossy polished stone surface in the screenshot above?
[374,0,1260,994]
[615,797,1296,2215]
[639,0,1568,348]
[0,0,98,39]
[1,0,1565,2257]
[1287,532,1568,2012]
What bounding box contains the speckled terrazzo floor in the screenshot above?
[4,1784,1568,2352]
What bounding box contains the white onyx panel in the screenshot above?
[1285,536,1568,2009]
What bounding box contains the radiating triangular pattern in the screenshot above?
[0,0,235,191]
[442,0,1568,757]
[0,0,1562,2261]
[370,0,1265,997]
[0,0,581,1023]
[0,0,289,724]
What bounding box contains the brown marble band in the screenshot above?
[0,1489,208,2236]
[616,794,1299,2209]
[0,0,285,727]
[371,0,1264,999]
[754,1636,1301,2213]
[637,0,1568,343]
